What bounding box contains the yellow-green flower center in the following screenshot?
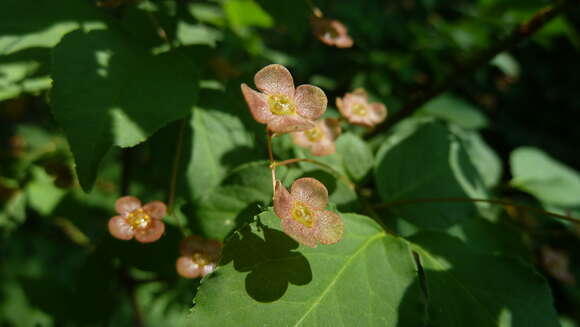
[192,252,210,266]
[268,94,296,115]
[304,127,324,142]
[126,208,151,230]
[291,202,316,228]
[352,103,368,116]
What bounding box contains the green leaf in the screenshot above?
[335,133,374,182]
[409,232,560,327]
[510,147,580,207]
[190,210,424,326]
[51,29,199,191]
[255,0,310,41]
[375,121,488,228]
[418,95,488,130]
[25,166,66,216]
[186,88,260,200]
[0,0,103,55]
[0,60,51,101]
[176,22,223,48]
[454,128,503,188]
[223,0,274,29]
[491,52,520,78]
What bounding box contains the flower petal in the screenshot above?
[281,217,317,248]
[291,130,313,148]
[321,118,341,141]
[180,235,206,256]
[294,85,327,120]
[115,196,141,215]
[200,263,217,277]
[241,83,274,124]
[176,256,202,279]
[334,35,354,48]
[254,64,295,96]
[274,181,293,221]
[143,201,166,219]
[314,210,344,245]
[135,220,165,243]
[369,102,387,125]
[267,115,315,134]
[310,141,336,156]
[108,215,134,240]
[291,177,328,210]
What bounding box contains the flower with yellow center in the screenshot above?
[336,88,387,128]
[274,178,344,248]
[304,126,324,142]
[352,103,368,116]
[292,118,341,156]
[108,196,167,243]
[176,235,222,279]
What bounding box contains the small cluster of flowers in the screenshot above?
[242,64,387,158]
[108,196,221,278]
[241,63,387,247]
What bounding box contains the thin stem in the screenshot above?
[304,0,323,17]
[368,0,577,137]
[167,119,187,214]
[144,0,173,49]
[376,197,580,225]
[273,158,354,189]
[266,129,276,195]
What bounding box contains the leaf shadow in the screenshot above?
[221,223,312,302]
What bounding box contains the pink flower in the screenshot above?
[310,16,353,48]
[241,64,328,134]
[108,196,166,243]
[291,118,341,156]
[273,178,344,247]
[336,88,387,128]
[176,235,222,279]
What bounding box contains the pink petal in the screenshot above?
[254,64,295,97]
[176,256,202,279]
[281,217,317,248]
[200,263,217,277]
[334,35,354,48]
[274,181,293,221]
[180,235,206,256]
[267,115,315,134]
[314,210,344,245]
[291,177,328,210]
[134,220,165,243]
[241,83,274,124]
[310,141,336,156]
[329,20,348,37]
[321,118,341,141]
[291,130,313,148]
[108,215,134,240]
[143,201,166,219]
[115,196,141,215]
[368,102,387,125]
[294,85,327,120]
[336,97,350,118]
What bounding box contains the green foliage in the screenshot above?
[51,29,199,191]
[191,210,424,326]
[2,0,579,325]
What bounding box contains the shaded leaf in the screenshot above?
[190,210,424,326]
[418,95,488,130]
[51,29,199,191]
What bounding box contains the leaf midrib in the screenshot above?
[292,232,385,327]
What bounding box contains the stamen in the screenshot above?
[126,208,152,230]
[305,127,324,142]
[192,252,210,266]
[268,94,296,115]
[352,103,368,116]
[291,202,316,228]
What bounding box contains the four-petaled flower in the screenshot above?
[274,177,344,247]
[310,16,354,48]
[176,235,222,279]
[108,196,166,243]
[241,64,328,133]
[292,118,341,156]
[336,88,387,128]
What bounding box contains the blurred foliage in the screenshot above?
[2,0,580,325]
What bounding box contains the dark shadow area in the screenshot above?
[220,223,312,302]
[399,232,559,327]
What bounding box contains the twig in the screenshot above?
[368,0,577,136]
[167,119,187,213]
[266,129,277,195]
[376,197,580,225]
[273,157,354,189]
